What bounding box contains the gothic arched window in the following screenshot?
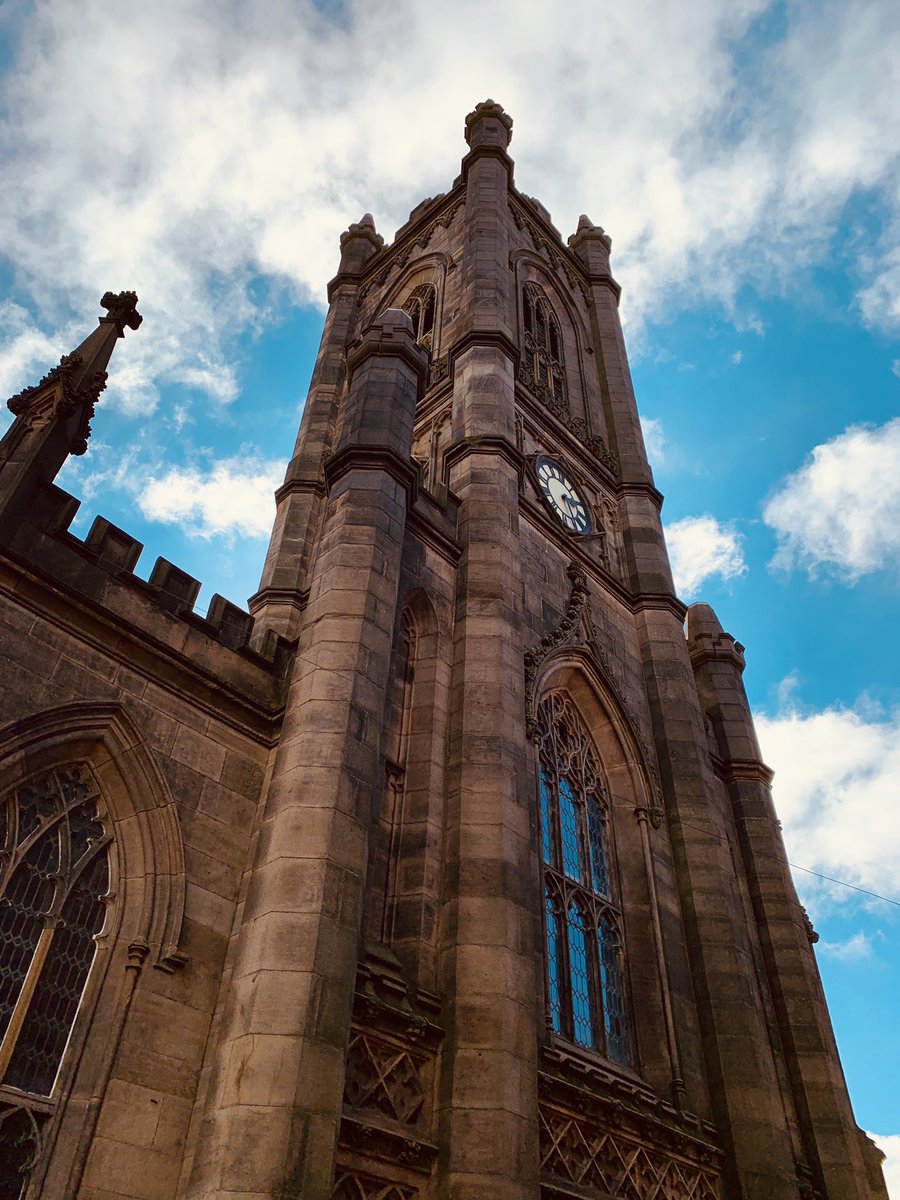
[0,766,111,1200]
[403,284,437,350]
[537,692,629,1065]
[522,284,566,409]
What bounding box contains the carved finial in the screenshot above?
[568,217,612,252]
[340,214,384,251]
[99,290,143,337]
[464,99,513,149]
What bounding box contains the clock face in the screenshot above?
[536,457,591,534]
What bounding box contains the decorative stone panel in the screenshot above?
[333,1167,418,1199]
[540,1104,721,1199]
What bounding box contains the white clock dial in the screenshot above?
[535,457,591,534]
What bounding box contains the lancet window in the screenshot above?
[536,692,629,1065]
[0,766,112,1200]
[522,284,566,408]
[403,284,437,350]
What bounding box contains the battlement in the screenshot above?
[3,480,293,703]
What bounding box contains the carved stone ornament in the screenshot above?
[333,1167,418,1200]
[518,360,619,475]
[7,352,108,455]
[508,197,593,306]
[344,1031,426,1128]
[428,354,449,390]
[525,560,590,738]
[362,200,464,298]
[99,289,143,335]
[539,1101,722,1200]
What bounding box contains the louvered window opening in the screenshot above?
[0,767,111,1200]
[403,285,436,350]
[537,693,629,1065]
[522,284,566,408]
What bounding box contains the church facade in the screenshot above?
[0,101,886,1200]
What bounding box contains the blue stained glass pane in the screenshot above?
[587,795,610,897]
[545,891,563,1035]
[539,768,553,866]
[567,902,593,1048]
[559,777,583,883]
[598,917,629,1065]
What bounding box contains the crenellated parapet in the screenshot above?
[0,479,292,719]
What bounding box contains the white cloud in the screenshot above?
[891,359,900,378]
[731,350,743,365]
[640,415,666,465]
[755,703,900,906]
[816,931,874,962]
[664,514,747,598]
[0,300,69,403]
[867,1133,900,1198]
[1,0,900,406]
[138,456,282,539]
[764,418,900,581]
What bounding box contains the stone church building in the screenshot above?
[0,102,887,1199]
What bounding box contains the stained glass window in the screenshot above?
[0,766,111,1198]
[521,285,566,409]
[536,692,630,1065]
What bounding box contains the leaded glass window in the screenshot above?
[537,692,630,1065]
[521,284,566,409]
[403,284,437,349]
[0,766,111,1199]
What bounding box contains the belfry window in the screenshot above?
[522,284,566,408]
[537,692,629,1065]
[403,284,437,350]
[0,767,111,1200]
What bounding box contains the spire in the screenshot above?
[0,291,142,529]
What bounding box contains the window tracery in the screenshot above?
[403,284,436,350]
[0,766,111,1200]
[521,284,566,408]
[536,692,629,1065]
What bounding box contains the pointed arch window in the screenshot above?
[537,692,629,1065]
[403,284,437,350]
[0,766,111,1200]
[522,284,566,409]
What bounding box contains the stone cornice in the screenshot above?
[584,270,623,301]
[247,586,309,619]
[689,637,746,673]
[346,330,429,389]
[720,759,776,788]
[447,326,520,369]
[406,501,461,567]
[273,476,326,503]
[459,143,515,184]
[324,444,420,506]
[617,479,666,511]
[443,433,525,481]
[631,592,688,621]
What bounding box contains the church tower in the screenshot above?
[0,103,886,1200]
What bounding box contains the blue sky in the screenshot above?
[1,0,899,1189]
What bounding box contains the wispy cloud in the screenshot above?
[816,931,875,961]
[664,514,747,599]
[139,456,283,540]
[640,415,667,465]
[866,1133,900,1198]
[764,418,900,582]
[756,702,900,906]
[1,0,900,409]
